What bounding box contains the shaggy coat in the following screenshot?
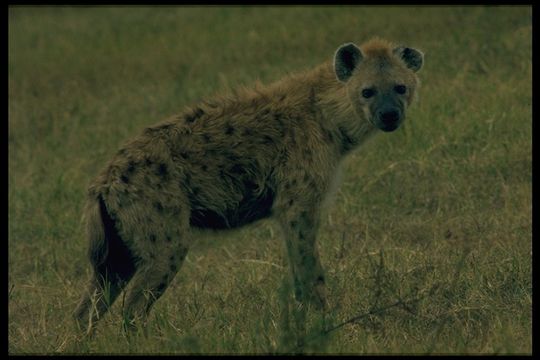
[74,38,424,332]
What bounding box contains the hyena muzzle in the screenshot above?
[73,38,423,333]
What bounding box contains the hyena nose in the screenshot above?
[380,109,400,125]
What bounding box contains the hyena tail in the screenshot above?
[73,194,136,333]
[87,195,108,270]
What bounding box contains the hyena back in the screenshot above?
[74,38,424,332]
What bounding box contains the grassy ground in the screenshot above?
[8,6,531,355]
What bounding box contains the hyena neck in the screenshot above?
[311,63,378,156]
[268,62,377,156]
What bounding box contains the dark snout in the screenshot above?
[376,107,403,132]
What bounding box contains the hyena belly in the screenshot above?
[184,154,277,230]
[189,179,275,230]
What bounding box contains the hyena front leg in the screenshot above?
[278,204,328,310]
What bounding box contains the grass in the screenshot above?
[8,5,531,355]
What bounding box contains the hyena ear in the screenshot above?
[393,46,424,72]
[334,43,363,83]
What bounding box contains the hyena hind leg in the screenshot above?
[73,198,138,335]
[73,248,137,335]
[120,236,190,332]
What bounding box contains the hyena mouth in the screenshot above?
[379,121,401,132]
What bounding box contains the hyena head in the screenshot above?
[334,39,424,132]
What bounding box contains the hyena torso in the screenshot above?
[74,38,423,332]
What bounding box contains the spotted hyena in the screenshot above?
[74,38,424,332]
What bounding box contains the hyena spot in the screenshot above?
[225,124,235,135]
[224,152,240,163]
[125,161,136,172]
[149,234,156,243]
[274,113,285,131]
[156,163,169,180]
[185,108,205,123]
[202,134,211,143]
[288,199,294,207]
[154,202,164,213]
[324,130,334,143]
[230,164,244,175]
[184,173,192,185]
[299,211,310,220]
[120,175,129,184]
[316,275,325,284]
[180,152,190,160]
[261,135,274,145]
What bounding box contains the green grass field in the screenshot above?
[8,6,531,355]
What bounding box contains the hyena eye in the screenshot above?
[394,85,407,94]
[362,88,376,99]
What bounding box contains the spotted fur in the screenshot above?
[74,38,424,333]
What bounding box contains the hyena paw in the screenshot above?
[295,276,328,310]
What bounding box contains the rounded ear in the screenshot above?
[393,46,424,72]
[334,43,363,83]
